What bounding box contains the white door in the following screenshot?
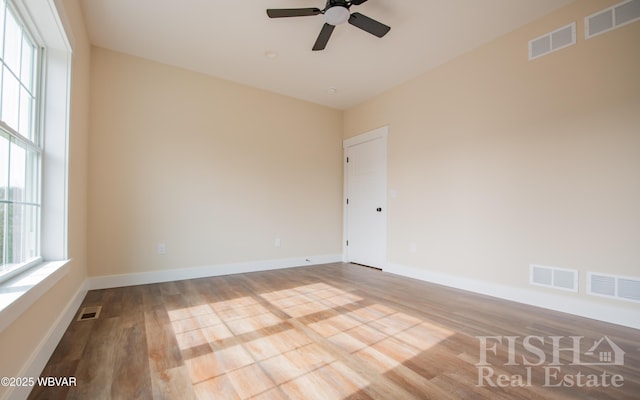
[344,127,387,268]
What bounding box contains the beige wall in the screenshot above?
[0,0,91,396]
[344,0,640,310]
[88,48,343,277]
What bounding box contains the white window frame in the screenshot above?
[0,0,71,332]
[0,0,43,284]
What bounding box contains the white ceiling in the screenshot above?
[79,0,573,110]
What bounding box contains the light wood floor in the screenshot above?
[29,263,639,399]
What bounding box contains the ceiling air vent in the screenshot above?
[586,0,640,39]
[529,22,576,60]
[530,264,578,292]
[588,273,640,303]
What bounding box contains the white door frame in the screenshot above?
[342,125,388,266]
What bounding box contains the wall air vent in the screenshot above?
[588,272,640,303]
[586,0,640,39]
[530,264,578,292]
[528,22,576,60]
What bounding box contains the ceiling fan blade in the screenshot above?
[350,0,369,5]
[266,8,322,18]
[348,12,390,38]
[313,23,335,51]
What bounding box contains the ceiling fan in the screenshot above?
[266,0,391,51]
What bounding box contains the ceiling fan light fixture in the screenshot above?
[324,6,350,25]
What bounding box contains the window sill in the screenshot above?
[0,260,71,333]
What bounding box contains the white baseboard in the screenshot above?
[88,254,343,290]
[4,281,88,400]
[385,263,640,330]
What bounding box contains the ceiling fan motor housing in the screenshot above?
[326,0,352,9]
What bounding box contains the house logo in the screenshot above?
[582,336,625,365]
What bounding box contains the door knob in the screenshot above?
[376,207,382,212]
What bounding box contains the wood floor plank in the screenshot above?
[110,323,153,399]
[64,316,120,400]
[30,263,640,399]
[144,305,196,400]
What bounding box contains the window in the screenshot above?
[0,0,72,331]
[0,0,41,282]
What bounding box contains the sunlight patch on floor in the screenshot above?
[167,282,454,399]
